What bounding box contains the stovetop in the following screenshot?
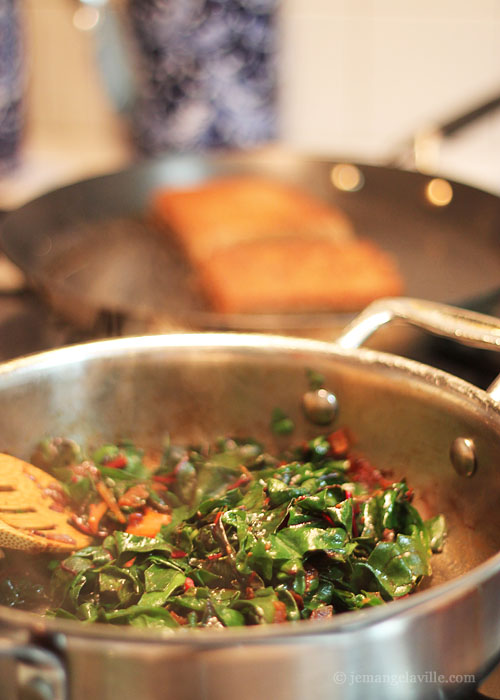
[0,290,87,362]
[0,287,498,394]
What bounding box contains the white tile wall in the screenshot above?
[279,0,500,189]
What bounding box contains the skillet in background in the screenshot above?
[0,148,499,384]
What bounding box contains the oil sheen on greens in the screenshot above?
[44,432,446,631]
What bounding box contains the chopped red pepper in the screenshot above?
[207,551,224,560]
[127,512,143,527]
[226,473,251,491]
[327,428,350,458]
[104,454,128,469]
[151,455,190,486]
[184,577,195,591]
[169,610,188,625]
[272,600,288,623]
[126,507,171,537]
[348,457,387,488]
[382,528,395,542]
[152,474,177,484]
[150,481,168,493]
[171,549,187,559]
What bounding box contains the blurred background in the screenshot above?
[2,0,500,207]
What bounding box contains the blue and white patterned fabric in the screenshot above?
[126,0,278,154]
[0,0,23,172]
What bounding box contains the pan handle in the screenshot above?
[336,297,500,400]
[387,90,500,170]
[0,638,67,699]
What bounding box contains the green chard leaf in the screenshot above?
[270,408,295,435]
[424,514,447,552]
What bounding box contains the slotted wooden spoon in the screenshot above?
[0,453,92,553]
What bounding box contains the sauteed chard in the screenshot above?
[24,425,446,630]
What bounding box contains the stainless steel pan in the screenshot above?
[0,298,500,700]
[0,149,499,339]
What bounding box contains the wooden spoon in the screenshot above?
[0,453,92,553]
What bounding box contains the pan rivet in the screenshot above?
[450,437,477,478]
[302,389,338,425]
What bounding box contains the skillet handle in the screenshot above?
[336,297,500,399]
[0,639,67,699]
